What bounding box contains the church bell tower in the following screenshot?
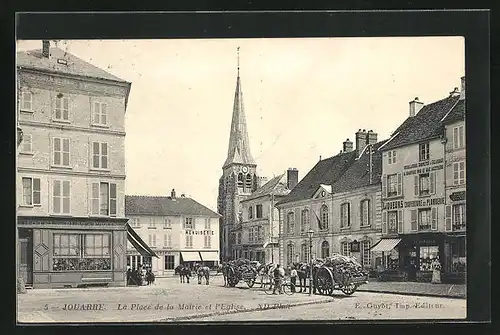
[218,47,258,260]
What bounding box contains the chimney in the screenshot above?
[460,76,465,100]
[342,138,353,152]
[409,97,424,117]
[366,130,378,145]
[42,40,50,58]
[287,168,299,190]
[171,189,176,199]
[449,87,460,97]
[355,129,367,153]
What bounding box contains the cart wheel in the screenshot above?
[316,267,334,296]
[340,283,357,296]
[263,282,274,295]
[283,283,294,295]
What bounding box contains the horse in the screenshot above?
[195,263,210,285]
[145,270,156,285]
[175,265,191,283]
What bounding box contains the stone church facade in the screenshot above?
[217,58,261,261]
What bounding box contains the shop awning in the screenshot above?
[370,238,402,252]
[199,251,219,262]
[126,223,159,258]
[181,251,202,262]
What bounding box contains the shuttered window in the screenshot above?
[53,180,70,214]
[91,182,117,216]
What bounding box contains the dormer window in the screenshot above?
[419,142,430,161]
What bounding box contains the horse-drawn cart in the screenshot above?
[314,254,369,296]
[225,259,258,288]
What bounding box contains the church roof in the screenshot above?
[223,72,256,168]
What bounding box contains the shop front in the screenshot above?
[180,251,202,269]
[199,251,220,268]
[18,216,157,289]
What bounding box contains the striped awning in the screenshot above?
[199,251,219,262]
[181,251,202,262]
[370,238,402,252]
[126,223,159,258]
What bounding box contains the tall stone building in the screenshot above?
[218,52,259,260]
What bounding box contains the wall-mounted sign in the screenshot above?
[404,158,444,170]
[404,198,445,208]
[350,241,360,252]
[404,164,444,176]
[185,230,215,235]
[383,198,445,209]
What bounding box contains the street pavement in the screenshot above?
[17,275,466,323]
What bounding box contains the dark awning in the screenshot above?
[126,223,159,258]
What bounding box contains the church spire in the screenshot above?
[223,47,256,168]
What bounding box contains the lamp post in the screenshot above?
[307,229,314,296]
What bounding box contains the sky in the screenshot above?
[16,37,465,212]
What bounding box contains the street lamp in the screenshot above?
[307,229,314,295]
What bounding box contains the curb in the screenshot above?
[157,298,334,322]
[356,289,466,299]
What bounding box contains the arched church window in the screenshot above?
[245,174,252,190]
[237,173,244,188]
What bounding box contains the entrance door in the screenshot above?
[19,237,33,285]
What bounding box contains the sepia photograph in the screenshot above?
[16,35,468,323]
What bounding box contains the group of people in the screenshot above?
[126,265,156,286]
[268,264,301,294]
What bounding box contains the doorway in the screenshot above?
[18,229,33,285]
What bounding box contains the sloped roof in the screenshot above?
[442,99,465,124]
[331,140,387,193]
[17,46,129,84]
[242,174,290,202]
[125,195,220,218]
[223,74,256,168]
[382,95,459,151]
[276,151,357,206]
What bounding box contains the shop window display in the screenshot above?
[419,246,439,271]
[53,233,112,271]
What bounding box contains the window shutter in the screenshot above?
[394,151,397,164]
[397,209,403,233]
[53,180,61,213]
[101,143,108,169]
[453,127,458,149]
[153,234,156,247]
[53,138,61,165]
[93,102,100,124]
[102,103,107,124]
[359,201,363,227]
[91,182,100,215]
[430,172,436,195]
[33,178,41,205]
[368,200,372,227]
[459,126,464,148]
[182,218,185,229]
[410,209,417,231]
[445,205,452,231]
[414,175,419,196]
[62,139,70,166]
[63,98,69,120]
[55,97,61,119]
[381,175,387,198]
[382,211,387,234]
[110,183,117,216]
[397,173,402,196]
[62,180,70,214]
[92,142,100,168]
[431,207,438,230]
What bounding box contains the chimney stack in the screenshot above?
[355,129,367,154]
[460,76,465,100]
[287,168,299,190]
[171,189,176,199]
[366,130,378,145]
[342,138,353,153]
[409,97,424,117]
[42,40,50,58]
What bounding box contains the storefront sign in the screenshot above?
[185,230,214,235]
[404,158,444,170]
[404,198,445,208]
[383,198,445,209]
[415,239,438,246]
[403,164,444,176]
[383,200,404,210]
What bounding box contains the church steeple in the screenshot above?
[223,47,256,168]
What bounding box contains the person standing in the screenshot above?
[272,264,284,294]
[290,266,298,293]
[431,257,442,284]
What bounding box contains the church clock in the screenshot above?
[242,166,248,173]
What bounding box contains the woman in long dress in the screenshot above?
[431,258,441,284]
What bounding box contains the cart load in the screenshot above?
[314,253,369,296]
[225,259,258,288]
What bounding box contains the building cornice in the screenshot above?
[17,167,126,180]
[19,120,126,137]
